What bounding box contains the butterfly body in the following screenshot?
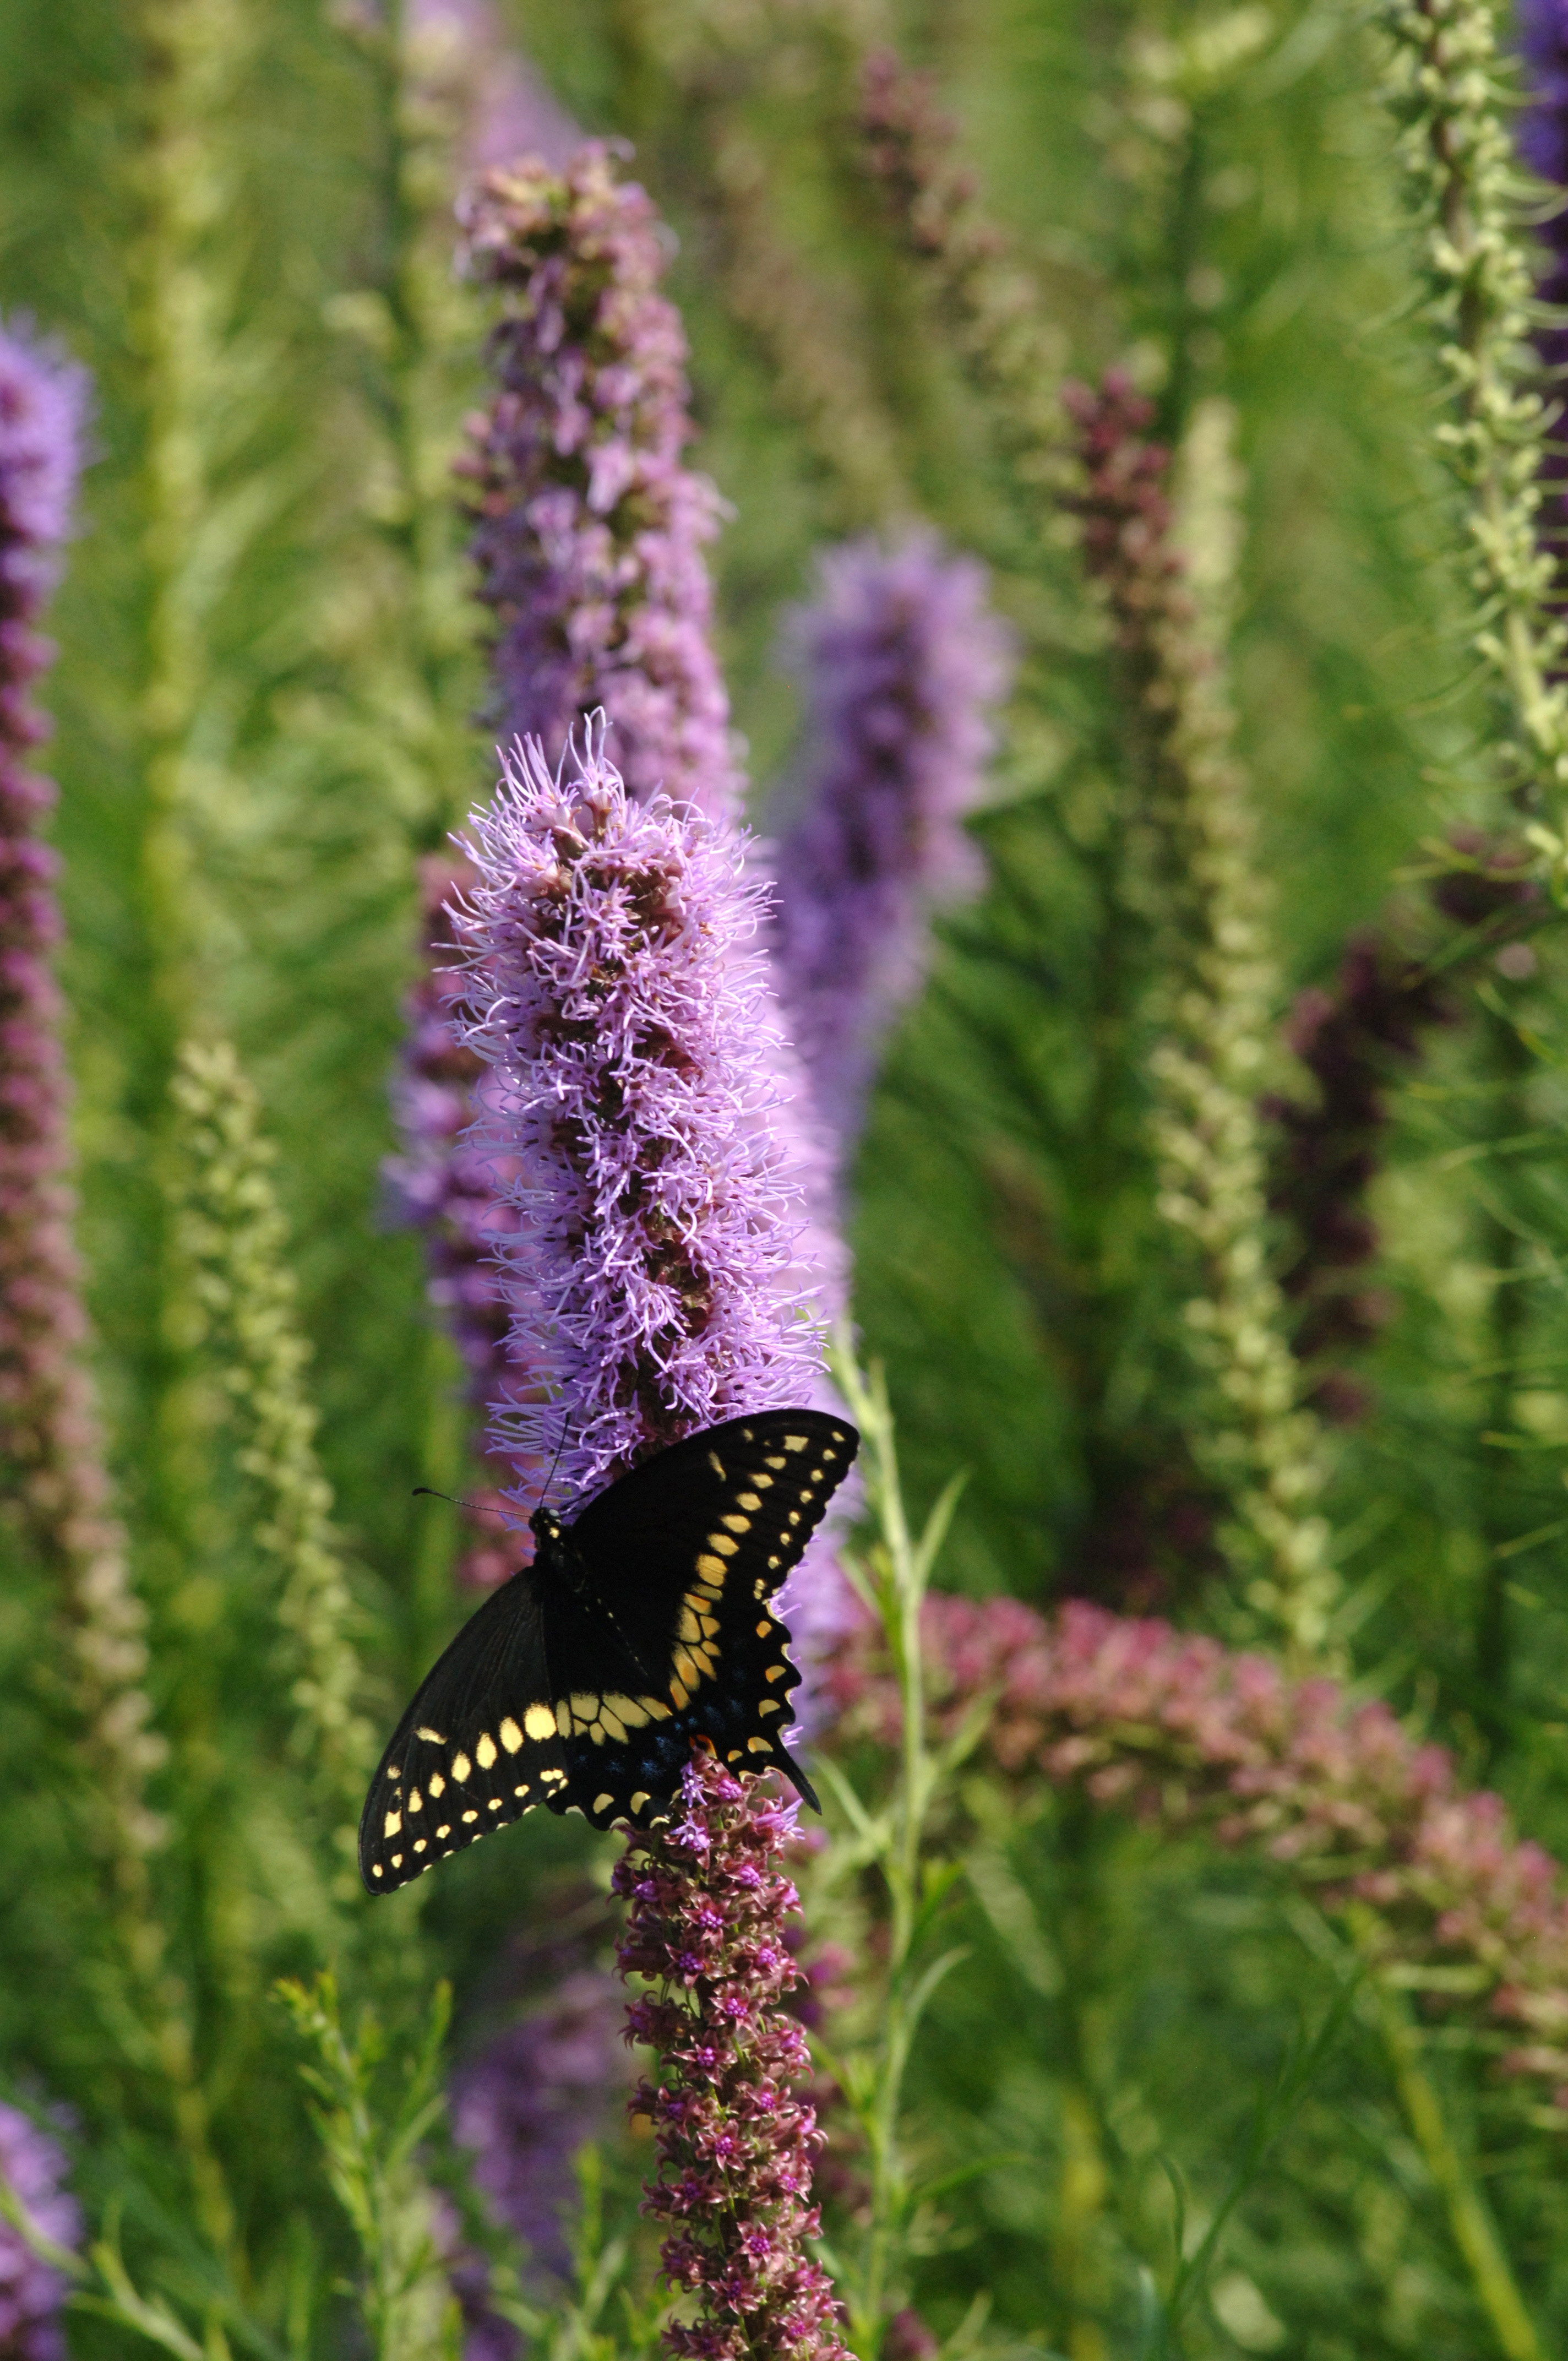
[360,1408,858,1893]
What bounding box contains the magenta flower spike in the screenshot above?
[457,146,743,820]
[772,532,1012,1145]
[453,719,822,1507]
[613,1751,851,2361]
[826,1591,1568,2116]
[0,318,93,1532]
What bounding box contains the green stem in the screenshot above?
[828,1347,948,2354]
[1373,1984,1544,2361]
[1474,1008,1533,1761]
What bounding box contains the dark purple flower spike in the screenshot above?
[614,1750,850,2361]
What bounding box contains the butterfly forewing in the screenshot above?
[358,1571,571,1891]
[360,1409,859,1892]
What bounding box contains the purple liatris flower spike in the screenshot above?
[402,144,845,1585]
[614,1752,850,2361]
[456,146,742,819]
[772,532,1012,1145]
[453,720,822,1506]
[0,2103,80,2361]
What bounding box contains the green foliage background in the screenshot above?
[7,0,1568,2357]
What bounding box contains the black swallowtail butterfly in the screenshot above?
[360,1408,859,1892]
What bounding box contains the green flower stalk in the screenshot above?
[1066,378,1337,1657]
[134,0,253,1004]
[1374,0,1568,867]
[328,0,493,851]
[170,1040,377,1845]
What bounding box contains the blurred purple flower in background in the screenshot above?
[613,1753,849,2361]
[1518,0,1568,565]
[405,0,579,175]
[451,1969,629,2282]
[385,855,525,1585]
[0,2103,80,2361]
[772,533,1012,1147]
[452,721,821,1506]
[457,148,742,817]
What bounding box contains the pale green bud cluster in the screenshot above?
[1375,0,1568,875]
[1148,407,1339,1658]
[171,1040,377,1848]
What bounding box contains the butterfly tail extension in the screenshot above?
[774,1739,822,1814]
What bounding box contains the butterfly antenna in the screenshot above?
[412,1487,512,1519]
[539,1411,571,1511]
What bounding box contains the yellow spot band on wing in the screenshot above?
[524,1703,557,1740]
[452,1751,472,1783]
[500,1717,523,1753]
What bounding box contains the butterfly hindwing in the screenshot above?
[360,1410,860,1891]
[358,1570,570,1892]
[561,1409,858,1808]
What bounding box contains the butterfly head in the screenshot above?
[529,1504,565,1548]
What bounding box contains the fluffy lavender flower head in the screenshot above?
[0,2104,80,2361]
[614,1753,850,2361]
[457,147,742,819]
[451,1970,628,2281]
[453,722,821,1505]
[772,532,1012,1144]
